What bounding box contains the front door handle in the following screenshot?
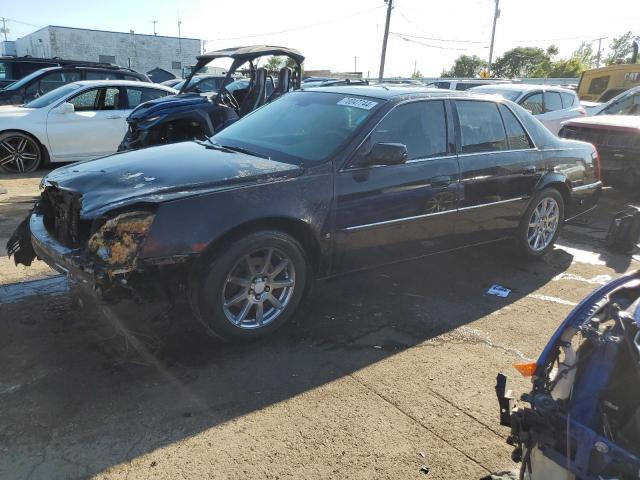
[523,166,537,175]
[430,175,451,188]
[106,115,122,119]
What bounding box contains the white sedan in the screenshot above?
[0,80,176,173]
[470,84,586,135]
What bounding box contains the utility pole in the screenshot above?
[354,56,357,72]
[413,60,417,76]
[152,20,157,36]
[487,0,500,77]
[177,20,182,53]
[595,37,606,68]
[378,0,393,82]
[1,18,8,42]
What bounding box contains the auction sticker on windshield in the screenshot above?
[337,97,378,110]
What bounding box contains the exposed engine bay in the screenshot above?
[497,271,640,480]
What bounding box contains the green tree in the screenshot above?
[264,56,285,73]
[572,41,597,68]
[411,70,423,79]
[605,32,638,65]
[492,47,551,77]
[441,55,487,77]
[547,57,586,78]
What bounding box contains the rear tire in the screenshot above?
[193,230,308,341]
[516,188,564,259]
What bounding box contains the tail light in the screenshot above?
[591,148,601,181]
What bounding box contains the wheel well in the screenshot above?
[0,129,50,164]
[540,181,570,211]
[201,217,321,275]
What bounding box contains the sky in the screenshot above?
[2,0,638,77]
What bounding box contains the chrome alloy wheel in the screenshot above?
[222,247,296,329]
[0,134,41,173]
[527,197,560,252]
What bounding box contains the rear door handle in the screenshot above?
[430,175,452,188]
[523,166,537,175]
[106,115,122,119]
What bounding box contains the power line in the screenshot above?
[206,5,384,42]
[391,32,488,50]
[389,31,486,44]
[2,17,42,29]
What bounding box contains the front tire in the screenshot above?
[194,230,308,341]
[516,188,564,258]
[0,131,42,173]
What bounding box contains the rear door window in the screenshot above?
[85,71,120,80]
[520,93,544,115]
[498,104,533,149]
[560,92,576,108]
[26,71,81,97]
[544,91,563,112]
[456,100,508,153]
[102,87,121,110]
[124,87,170,109]
[368,101,448,160]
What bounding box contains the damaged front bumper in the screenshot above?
[17,211,193,301]
[29,211,107,286]
[496,271,640,480]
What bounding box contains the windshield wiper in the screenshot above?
[219,144,270,160]
[196,138,270,160]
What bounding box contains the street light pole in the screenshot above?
[378,0,393,82]
[487,0,500,77]
[152,20,157,36]
[354,56,357,72]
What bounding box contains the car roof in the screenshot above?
[473,83,576,94]
[27,65,141,74]
[72,80,176,90]
[198,45,305,64]
[302,85,468,100]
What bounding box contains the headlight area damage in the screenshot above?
[7,189,188,302]
[87,211,155,269]
[496,271,640,480]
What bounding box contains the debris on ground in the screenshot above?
[487,284,511,298]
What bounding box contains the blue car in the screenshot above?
[497,270,640,479]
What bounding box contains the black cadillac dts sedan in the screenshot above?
[9,86,602,340]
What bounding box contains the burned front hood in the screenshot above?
[42,141,303,217]
[127,93,210,123]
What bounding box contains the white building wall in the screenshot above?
[15,26,201,77]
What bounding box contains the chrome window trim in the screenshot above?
[340,97,450,172]
[499,102,538,149]
[342,196,527,232]
[454,98,538,154]
[457,147,538,158]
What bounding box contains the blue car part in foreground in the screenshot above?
[497,270,640,480]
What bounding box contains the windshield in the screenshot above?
[24,83,82,108]
[599,89,640,116]
[213,91,383,164]
[2,69,48,91]
[470,86,522,102]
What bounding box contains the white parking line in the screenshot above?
[528,294,577,306]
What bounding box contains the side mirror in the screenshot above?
[55,102,75,114]
[366,142,408,166]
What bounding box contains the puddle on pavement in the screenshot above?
[0,275,70,304]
